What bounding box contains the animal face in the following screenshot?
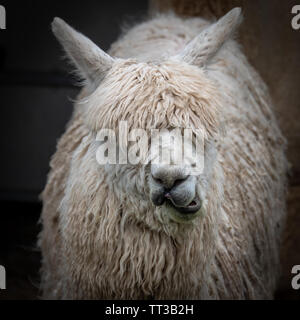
[80,59,221,224]
[51,8,242,227]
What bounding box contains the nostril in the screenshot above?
[164,192,171,199]
[153,176,163,185]
[173,177,188,187]
[151,173,164,185]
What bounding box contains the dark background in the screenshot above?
[0,0,148,299]
[0,0,148,202]
[0,0,299,300]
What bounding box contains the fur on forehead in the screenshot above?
[80,59,222,138]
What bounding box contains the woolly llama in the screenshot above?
[39,8,287,299]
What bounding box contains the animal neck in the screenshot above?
[61,136,224,298]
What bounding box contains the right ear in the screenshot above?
[172,7,242,67]
[52,17,114,88]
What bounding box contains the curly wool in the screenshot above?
[39,13,287,299]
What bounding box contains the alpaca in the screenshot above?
[39,8,288,299]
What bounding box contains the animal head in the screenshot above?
[52,8,242,230]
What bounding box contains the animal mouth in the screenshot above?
[152,191,203,222]
[165,197,201,215]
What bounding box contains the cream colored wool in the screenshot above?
[39,9,287,299]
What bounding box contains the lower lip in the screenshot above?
[166,199,201,215]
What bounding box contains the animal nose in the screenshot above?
[151,166,189,190]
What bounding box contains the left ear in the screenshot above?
[172,7,243,67]
[51,17,115,89]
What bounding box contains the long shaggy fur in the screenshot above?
[39,13,287,299]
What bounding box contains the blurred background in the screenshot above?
[0,0,299,299]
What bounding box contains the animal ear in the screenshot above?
[173,7,243,67]
[51,17,114,88]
